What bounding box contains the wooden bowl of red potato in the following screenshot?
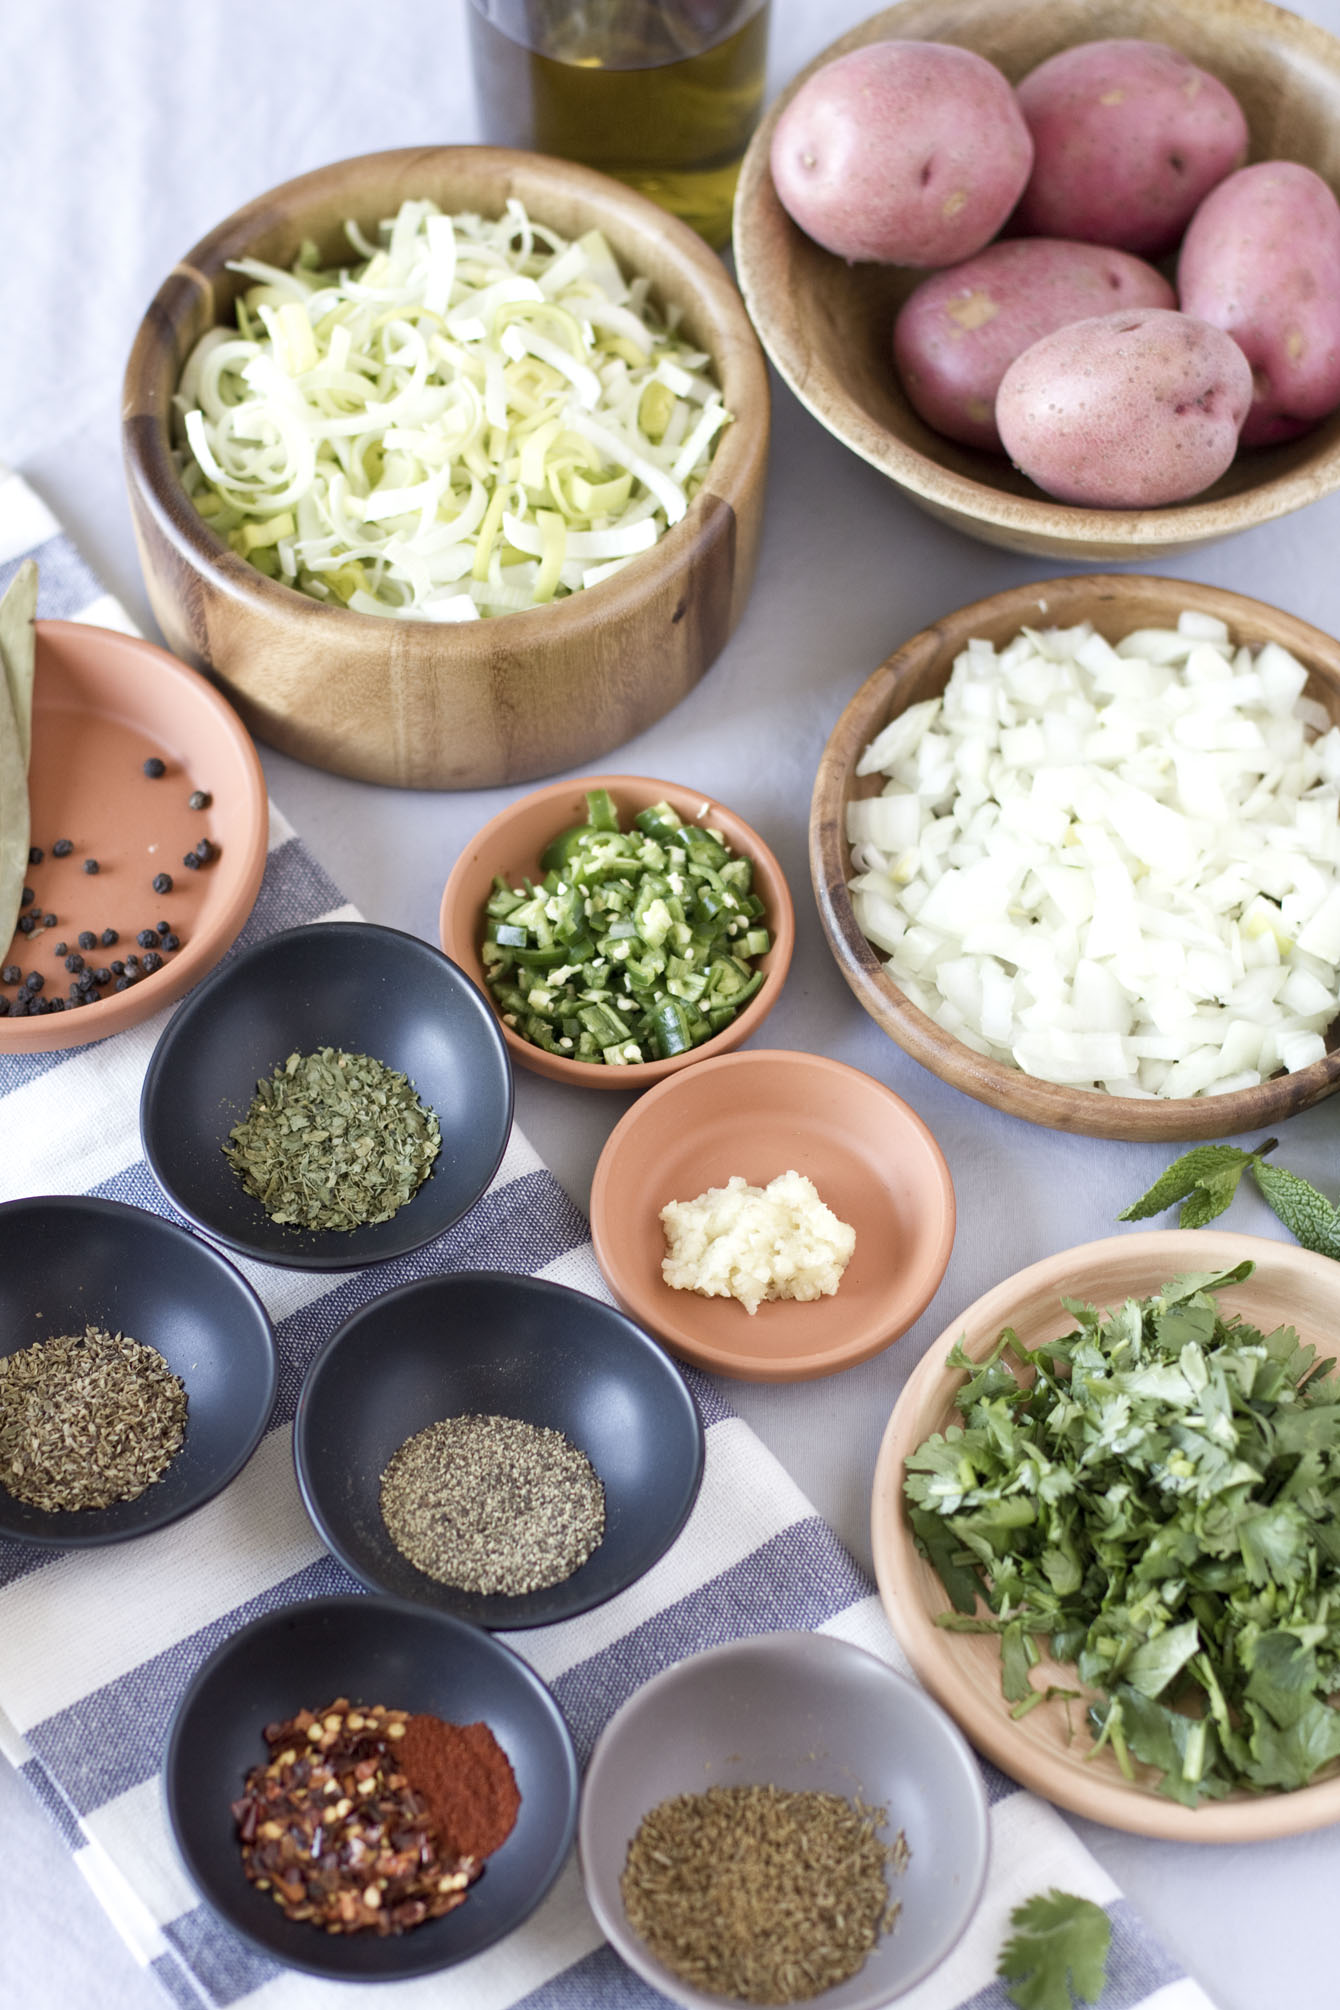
[734,0,1340,562]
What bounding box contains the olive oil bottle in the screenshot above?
[467,0,771,248]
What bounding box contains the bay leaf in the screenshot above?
[0,559,39,956]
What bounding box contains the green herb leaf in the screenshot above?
[1118,1142,1274,1227]
[1250,1160,1340,1259]
[998,1890,1112,2010]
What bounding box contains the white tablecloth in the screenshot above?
[5,3,1340,2006]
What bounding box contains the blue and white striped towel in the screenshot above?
[0,468,1215,2010]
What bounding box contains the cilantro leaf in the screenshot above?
[1118,1143,1272,1225]
[1250,1160,1340,1259]
[998,1890,1112,2010]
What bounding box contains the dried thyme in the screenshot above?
[380,1413,605,1595]
[0,1323,187,1511]
[222,1046,441,1231]
[621,1784,904,2004]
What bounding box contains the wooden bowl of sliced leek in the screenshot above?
[810,573,1340,1142]
[123,147,769,790]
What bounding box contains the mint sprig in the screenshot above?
[1120,1136,1340,1257]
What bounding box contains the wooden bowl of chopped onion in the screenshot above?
[810,575,1340,1141]
[123,148,769,789]
[734,0,1340,563]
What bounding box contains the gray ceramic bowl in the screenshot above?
[579,1630,989,2009]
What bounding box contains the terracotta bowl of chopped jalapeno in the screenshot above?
[439,773,795,1087]
[139,921,513,1270]
[0,1194,276,1547]
[579,1630,990,2010]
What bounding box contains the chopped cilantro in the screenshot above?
[998,1890,1112,2010]
[904,1265,1340,1802]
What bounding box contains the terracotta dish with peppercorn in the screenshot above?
[0,622,267,1054]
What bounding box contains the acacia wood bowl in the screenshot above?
[733,0,1340,563]
[810,573,1340,1142]
[123,147,769,789]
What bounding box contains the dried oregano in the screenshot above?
[223,1047,441,1231]
[621,1783,906,2004]
[0,1324,187,1512]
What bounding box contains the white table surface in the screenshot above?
[6,3,1340,2005]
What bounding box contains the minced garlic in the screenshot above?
[659,1171,856,1317]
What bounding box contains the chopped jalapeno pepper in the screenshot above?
[481,790,774,1064]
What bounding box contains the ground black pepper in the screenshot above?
[379,1413,606,1595]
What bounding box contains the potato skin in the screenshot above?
[996,307,1252,506]
[769,40,1033,267]
[1014,39,1248,257]
[1178,161,1340,446]
[893,239,1175,452]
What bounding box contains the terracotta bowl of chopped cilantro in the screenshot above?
[439,773,795,1087]
[123,147,769,791]
[873,1228,1340,1840]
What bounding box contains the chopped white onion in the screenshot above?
[847,617,1339,1098]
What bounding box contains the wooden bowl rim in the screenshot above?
[871,1227,1340,1839]
[733,0,1340,550]
[439,771,796,1089]
[123,144,769,638]
[809,572,1340,1141]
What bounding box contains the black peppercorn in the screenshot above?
[194,838,217,864]
[183,852,200,870]
[54,942,68,958]
[76,970,97,992]
[65,953,85,973]
[27,846,42,865]
[42,911,57,928]
[187,790,211,811]
[109,959,126,976]
[52,838,73,857]
[136,928,159,949]
[94,967,112,986]
[25,972,44,993]
[151,872,173,895]
[0,997,8,1016]
[83,859,100,875]
[124,954,141,969]
[17,915,36,934]
[78,930,96,950]
[101,927,119,947]
[141,951,164,974]
[9,997,28,1016]
[156,919,170,934]
[143,756,166,778]
[161,932,180,952]
[21,884,34,906]
[1,964,20,984]
[113,977,131,993]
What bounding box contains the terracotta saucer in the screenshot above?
[2,622,268,1052]
[589,1049,955,1382]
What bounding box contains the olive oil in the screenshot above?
[467,0,770,248]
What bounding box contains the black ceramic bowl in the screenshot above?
[140,921,513,1270]
[164,1592,578,1981]
[294,1270,705,1629]
[0,1195,276,1547]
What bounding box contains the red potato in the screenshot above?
[996,307,1253,507]
[893,239,1175,452]
[1014,39,1248,258]
[769,40,1033,267]
[1178,161,1340,446]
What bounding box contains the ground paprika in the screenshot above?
[399,1715,521,1861]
